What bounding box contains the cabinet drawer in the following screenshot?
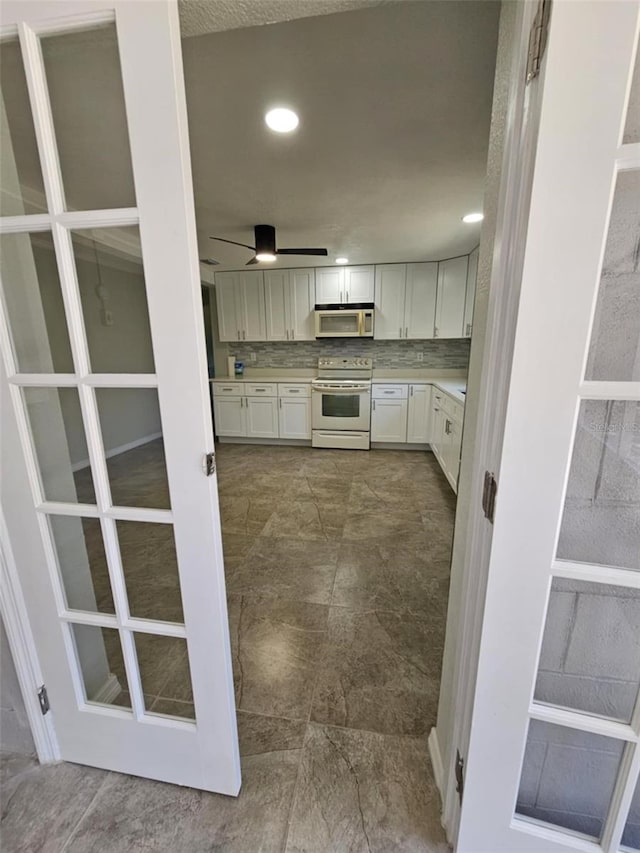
[245,383,277,397]
[278,383,311,398]
[212,383,242,397]
[372,384,408,400]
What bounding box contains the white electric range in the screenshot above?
[311,357,373,450]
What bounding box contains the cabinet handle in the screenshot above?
[279,398,282,409]
[372,400,376,411]
[240,397,243,408]
[383,390,394,394]
[410,387,413,397]
[289,389,300,393]
[405,327,408,338]
[466,323,472,336]
[242,330,246,340]
[237,331,241,340]
[434,327,439,338]
[291,329,295,340]
[346,291,349,302]
[286,330,289,340]
[255,388,266,392]
[399,326,402,338]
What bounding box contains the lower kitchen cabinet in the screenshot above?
[430,388,464,492]
[278,397,311,439]
[371,397,408,443]
[213,395,245,437]
[407,384,432,443]
[245,397,279,438]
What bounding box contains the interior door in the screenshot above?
[458,2,640,849]
[0,0,240,794]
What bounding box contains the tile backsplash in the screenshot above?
[224,338,470,370]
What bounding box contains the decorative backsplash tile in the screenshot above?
[224,338,470,369]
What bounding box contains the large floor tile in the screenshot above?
[285,723,449,853]
[237,710,307,757]
[226,536,339,604]
[262,500,346,540]
[0,760,107,853]
[219,495,275,535]
[64,745,301,853]
[311,607,443,736]
[228,595,329,720]
[342,507,425,542]
[332,537,450,616]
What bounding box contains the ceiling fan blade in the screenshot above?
[276,248,328,256]
[209,236,255,251]
[245,256,259,265]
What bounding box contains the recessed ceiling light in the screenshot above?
[255,252,277,262]
[265,108,299,133]
[335,257,349,265]
[462,212,484,223]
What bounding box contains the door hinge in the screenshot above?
[482,470,497,523]
[526,0,551,83]
[204,451,216,476]
[37,684,50,715]
[455,749,465,803]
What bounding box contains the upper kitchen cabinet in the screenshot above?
[215,270,266,341]
[463,246,479,338]
[264,269,315,341]
[435,255,469,338]
[315,266,374,305]
[374,262,437,339]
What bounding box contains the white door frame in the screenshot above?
[1,0,240,792]
[432,0,545,840]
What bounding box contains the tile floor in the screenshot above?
[2,443,455,852]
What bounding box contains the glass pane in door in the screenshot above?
[0,39,46,215]
[534,579,640,722]
[322,394,360,418]
[516,719,625,840]
[623,779,640,850]
[71,227,155,373]
[70,623,131,709]
[585,169,640,381]
[95,388,170,509]
[49,516,114,614]
[22,386,96,503]
[0,232,74,373]
[134,633,194,720]
[40,23,136,211]
[556,400,640,571]
[116,521,183,623]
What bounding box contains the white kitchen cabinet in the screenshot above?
[213,394,245,437]
[215,270,266,342]
[315,267,344,304]
[448,416,463,486]
[405,263,438,339]
[278,396,311,439]
[430,389,446,468]
[463,245,479,338]
[371,397,408,443]
[374,264,406,339]
[264,269,315,341]
[343,266,374,303]
[245,396,279,438]
[435,256,469,338]
[407,384,432,443]
[374,262,437,340]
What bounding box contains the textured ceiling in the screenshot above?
[178,0,385,38]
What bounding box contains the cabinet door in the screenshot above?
[374,264,406,340]
[213,396,245,436]
[264,270,289,341]
[315,267,344,304]
[215,273,241,342]
[245,397,279,438]
[405,262,438,339]
[278,397,311,439]
[238,271,266,341]
[430,397,445,464]
[463,246,479,338]
[371,398,408,443]
[288,269,315,341]
[435,256,469,338]
[407,384,432,443]
[344,265,375,303]
[448,417,462,493]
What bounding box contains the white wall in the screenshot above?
[0,618,35,755]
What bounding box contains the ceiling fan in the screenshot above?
[209,224,328,265]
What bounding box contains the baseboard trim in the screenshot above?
[91,673,122,705]
[72,432,162,472]
[218,437,311,446]
[428,727,445,800]
[370,442,432,451]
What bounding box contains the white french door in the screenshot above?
[0,1,240,793]
[458,2,640,851]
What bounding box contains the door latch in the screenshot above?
[38,685,50,715]
[455,749,465,803]
[204,452,216,476]
[482,470,497,523]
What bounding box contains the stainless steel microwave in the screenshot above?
[314,303,375,338]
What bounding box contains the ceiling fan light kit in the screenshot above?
[209,224,328,265]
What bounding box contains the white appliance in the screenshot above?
[311,357,373,450]
[314,304,374,338]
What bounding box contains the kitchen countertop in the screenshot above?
[211,375,315,384]
[372,376,466,404]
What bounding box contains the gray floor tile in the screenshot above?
[226,536,339,604]
[237,710,307,757]
[0,760,107,853]
[228,594,329,720]
[285,723,449,853]
[311,608,444,736]
[262,500,346,540]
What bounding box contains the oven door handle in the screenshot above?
[312,384,370,393]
